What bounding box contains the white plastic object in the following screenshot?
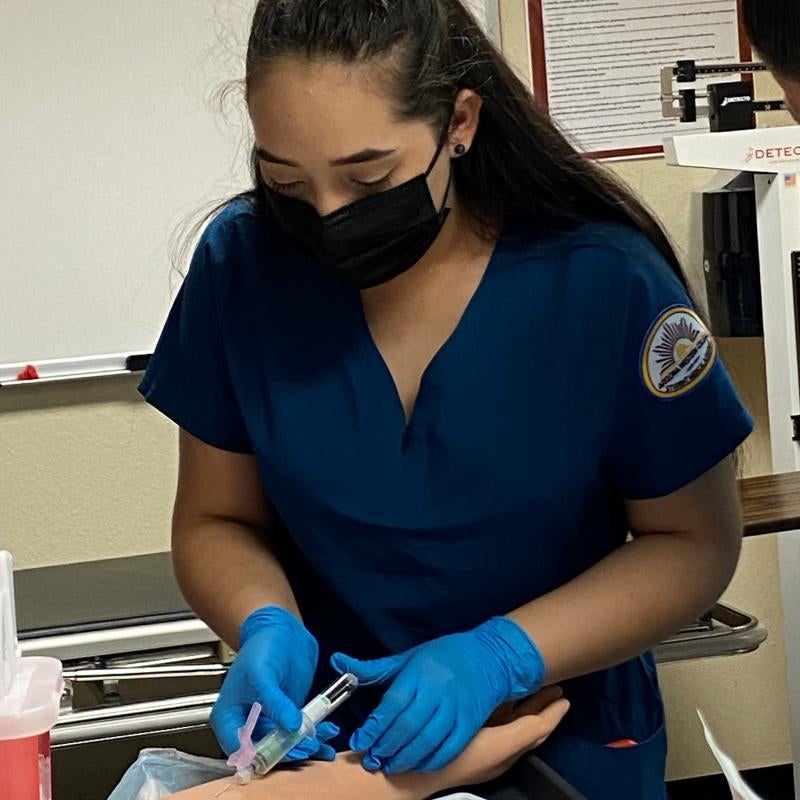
[438,794,489,799]
[1,551,19,701]
[698,710,764,799]
[105,748,235,800]
[0,551,63,740]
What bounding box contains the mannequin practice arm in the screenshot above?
[169,689,568,800]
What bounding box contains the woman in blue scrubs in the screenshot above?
[140,1,753,797]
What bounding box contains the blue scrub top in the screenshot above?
[140,199,752,799]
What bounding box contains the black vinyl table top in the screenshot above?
[14,552,193,639]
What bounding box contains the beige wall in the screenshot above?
[1,377,175,564]
[0,0,792,781]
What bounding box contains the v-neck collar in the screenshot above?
[353,236,503,447]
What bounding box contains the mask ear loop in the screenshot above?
[425,121,454,220]
[424,122,451,177]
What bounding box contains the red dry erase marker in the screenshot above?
[16,365,40,381]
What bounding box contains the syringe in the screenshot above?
[235,672,359,784]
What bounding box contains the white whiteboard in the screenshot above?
[0,0,499,371]
[0,1,253,367]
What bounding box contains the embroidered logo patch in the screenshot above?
[641,306,716,398]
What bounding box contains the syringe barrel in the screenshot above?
[249,674,358,777]
[251,715,316,776]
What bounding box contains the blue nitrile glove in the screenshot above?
[210,606,339,762]
[331,617,546,775]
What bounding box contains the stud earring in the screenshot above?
[454,143,467,156]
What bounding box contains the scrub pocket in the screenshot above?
[535,653,668,800]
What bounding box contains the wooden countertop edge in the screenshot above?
[740,471,800,537]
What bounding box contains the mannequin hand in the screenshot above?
[442,686,569,788]
[331,617,546,774]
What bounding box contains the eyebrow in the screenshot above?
[255,146,397,167]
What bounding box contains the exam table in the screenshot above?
[14,472,791,799]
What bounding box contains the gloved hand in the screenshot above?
[331,617,546,775]
[210,606,338,762]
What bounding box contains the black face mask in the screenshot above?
[263,128,452,289]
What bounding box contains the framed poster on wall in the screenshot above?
[528,0,752,158]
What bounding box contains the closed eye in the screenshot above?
[353,169,397,191]
[264,169,398,197]
[264,177,304,194]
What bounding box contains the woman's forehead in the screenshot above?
[248,58,422,159]
[249,57,398,127]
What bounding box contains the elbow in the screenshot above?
[700,523,743,608]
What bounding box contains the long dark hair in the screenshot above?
[193,0,685,283]
[742,0,800,78]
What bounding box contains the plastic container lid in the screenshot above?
[0,551,63,740]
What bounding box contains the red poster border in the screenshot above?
[527,0,754,159]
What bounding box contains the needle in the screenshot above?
[213,782,234,797]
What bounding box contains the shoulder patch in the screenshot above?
[641,306,716,398]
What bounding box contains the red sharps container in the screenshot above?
[0,552,63,800]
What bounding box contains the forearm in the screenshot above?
[172,517,300,649]
[171,690,569,800]
[167,755,441,800]
[263,754,440,800]
[509,529,740,684]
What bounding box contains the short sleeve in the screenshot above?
[138,217,252,453]
[602,234,753,499]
